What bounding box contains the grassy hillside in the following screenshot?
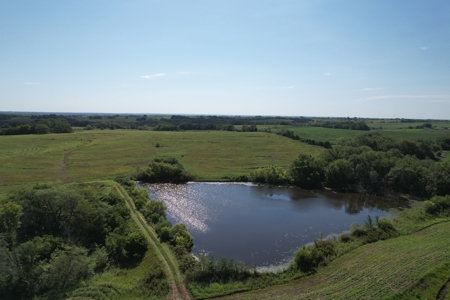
[0,130,322,195]
[213,220,450,300]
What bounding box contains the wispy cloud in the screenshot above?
[355,88,385,92]
[427,99,450,104]
[141,73,166,79]
[419,46,430,50]
[23,82,41,85]
[357,94,450,102]
[354,87,385,91]
[324,72,331,76]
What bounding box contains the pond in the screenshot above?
[139,182,408,270]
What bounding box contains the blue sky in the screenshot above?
[1,0,449,118]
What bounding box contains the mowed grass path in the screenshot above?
[0,130,321,194]
[213,221,450,300]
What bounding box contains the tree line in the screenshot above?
[277,129,332,149]
[251,133,450,197]
[0,118,73,135]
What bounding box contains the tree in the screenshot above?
[35,124,50,134]
[170,223,193,251]
[325,159,354,189]
[39,245,93,292]
[0,202,23,246]
[289,154,323,188]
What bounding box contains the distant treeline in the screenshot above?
[5,113,449,135]
[0,118,73,135]
[251,133,450,197]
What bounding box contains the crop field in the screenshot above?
[214,220,450,300]
[0,130,322,195]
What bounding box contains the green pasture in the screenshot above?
[0,130,322,195]
[258,125,450,144]
[368,120,450,130]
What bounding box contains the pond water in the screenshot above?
[139,182,408,270]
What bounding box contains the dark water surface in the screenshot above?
[139,182,408,269]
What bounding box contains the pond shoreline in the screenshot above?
[138,182,411,269]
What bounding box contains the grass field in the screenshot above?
[0,130,322,195]
[213,220,450,300]
[368,120,450,130]
[258,125,450,145]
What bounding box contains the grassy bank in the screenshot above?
[210,218,450,299]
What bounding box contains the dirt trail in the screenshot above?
[115,183,192,300]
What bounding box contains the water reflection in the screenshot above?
[139,182,408,269]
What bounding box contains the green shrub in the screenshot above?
[137,157,193,183]
[251,166,290,185]
[294,240,335,273]
[339,234,352,243]
[139,266,169,298]
[424,195,450,215]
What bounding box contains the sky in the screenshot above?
[1,0,449,119]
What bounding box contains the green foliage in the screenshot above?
[0,182,158,299]
[105,229,148,265]
[0,202,23,246]
[324,159,355,189]
[12,186,83,239]
[350,216,398,243]
[137,157,193,183]
[339,234,352,243]
[90,246,109,272]
[278,129,332,149]
[39,245,94,292]
[294,240,335,273]
[241,124,257,132]
[141,200,167,224]
[289,154,323,188]
[170,223,193,252]
[235,175,249,182]
[139,266,169,298]
[423,195,450,216]
[436,136,450,150]
[16,235,63,272]
[185,256,253,284]
[35,124,50,134]
[251,166,290,185]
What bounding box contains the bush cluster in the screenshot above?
[137,157,193,183]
